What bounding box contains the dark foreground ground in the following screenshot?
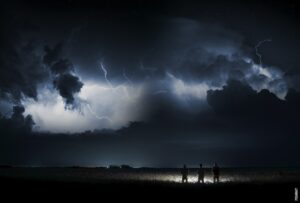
[1,167,299,201]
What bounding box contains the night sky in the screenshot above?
[0,0,299,167]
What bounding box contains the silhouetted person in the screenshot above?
[212,163,220,183]
[181,164,188,183]
[198,164,204,183]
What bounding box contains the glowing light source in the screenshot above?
[167,72,217,100]
[23,81,146,133]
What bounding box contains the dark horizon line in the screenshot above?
[1,165,300,169]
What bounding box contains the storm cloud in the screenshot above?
[42,43,84,108]
[53,73,83,106]
[0,0,299,167]
[0,16,47,103]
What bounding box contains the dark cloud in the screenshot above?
[207,80,281,116]
[0,16,47,103]
[53,73,83,106]
[11,106,25,126]
[285,88,300,117]
[43,43,63,66]
[1,105,35,133]
[207,80,300,142]
[24,114,35,132]
[51,59,74,75]
[206,80,298,118]
[173,54,252,86]
[42,42,84,108]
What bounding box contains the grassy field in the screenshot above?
[0,167,299,201]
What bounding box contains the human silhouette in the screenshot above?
[212,163,220,183]
[198,164,204,183]
[181,164,188,183]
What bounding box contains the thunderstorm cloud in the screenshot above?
[0,0,299,167]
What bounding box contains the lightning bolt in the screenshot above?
[99,62,130,98]
[86,103,112,122]
[87,61,132,122]
[100,62,113,88]
[255,38,272,67]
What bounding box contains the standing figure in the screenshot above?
[198,164,204,183]
[212,163,220,183]
[181,164,188,183]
